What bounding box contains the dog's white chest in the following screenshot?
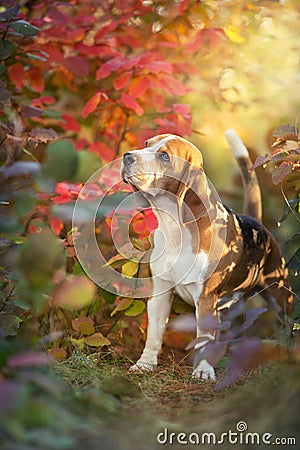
[149,196,208,305]
[151,229,208,304]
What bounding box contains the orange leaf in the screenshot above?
[114,70,132,90]
[55,182,82,197]
[89,142,115,162]
[31,96,56,107]
[60,114,81,132]
[47,347,67,361]
[155,74,189,96]
[129,76,150,98]
[132,219,146,234]
[8,62,25,89]
[173,103,191,119]
[81,92,102,118]
[50,216,63,235]
[27,67,45,93]
[96,56,124,80]
[121,93,143,116]
[138,58,173,74]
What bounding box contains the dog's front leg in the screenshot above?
[130,281,173,373]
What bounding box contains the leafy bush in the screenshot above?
[252,124,300,275]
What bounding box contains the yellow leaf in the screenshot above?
[124,300,145,317]
[104,243,144,267]
[104,253,127,268]
[70,338,85,350]
[84,332,111,347]
[225,26,246,44]
[122,260,139,278]
[111,298,134,316]
[72,317,95,336]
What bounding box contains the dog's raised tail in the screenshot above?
[224,128,262,222]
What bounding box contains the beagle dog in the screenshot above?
[121,130,293,381]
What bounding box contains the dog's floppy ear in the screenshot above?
[175,152,212,225]
[181,169,212,224]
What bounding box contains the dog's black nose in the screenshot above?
[123,152,136,164]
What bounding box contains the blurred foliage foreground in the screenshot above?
[0,0,300,449]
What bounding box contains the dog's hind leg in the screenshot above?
[192,295,217,381]
[259,236,294,320]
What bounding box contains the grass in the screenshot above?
[54,350,220,412]
[52,349,300,449]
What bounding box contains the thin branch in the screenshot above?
[115,112,129,156]
[280,184,300,224]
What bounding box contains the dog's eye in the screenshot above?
[158,152,170,162]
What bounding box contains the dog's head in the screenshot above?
[121,134,212,223]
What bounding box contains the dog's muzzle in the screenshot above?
[122,152,136,183]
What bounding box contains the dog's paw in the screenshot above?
[192,359,216,381]
[129,361,156,374]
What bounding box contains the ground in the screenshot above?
[53,348,300,450]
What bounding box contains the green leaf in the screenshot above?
[0,66,6,77]
[0,216,23,233]
[9,20,40,37]
[0,40,13,60]
[72,151,101,182]
[100,288,117,304]
[84,332,111,347]
[111,298,134,316]
[124,300,145,317]
[96,193,132,219]
[122,260,139,277]
[0,314,22,337]
[73,262,84,275]
[19,229,65,286]
[14,194,37,217]
[41,109,61,119]
[131,237,149,251]
[43,140,78,182]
